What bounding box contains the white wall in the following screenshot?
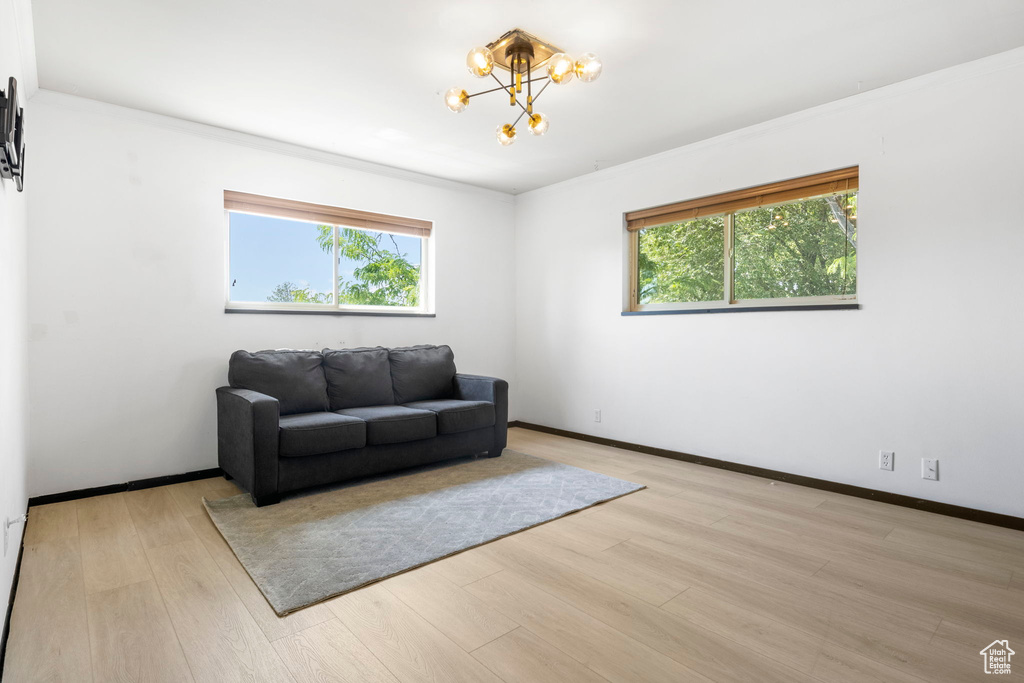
[22,44,1024,518]
[0,0,36,611]
[26,92,516,497]
[514,48,1024,517]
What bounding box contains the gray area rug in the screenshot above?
[204,449,643,615]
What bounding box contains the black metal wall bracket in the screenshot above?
[0,77,25,192]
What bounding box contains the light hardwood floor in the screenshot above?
[4,428,1024,682]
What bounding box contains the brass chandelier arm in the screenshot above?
[531,79,552,104]
[488,72,531,117]
[488,71,511,95]
[482,73,549,90]
[485,73,552,120]
[465,84,513,98]
[469,73,550,104]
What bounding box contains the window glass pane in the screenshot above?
[337,227,422,307]
[638,216,725,304]
[229,213,334,304]
[733,192,857,300]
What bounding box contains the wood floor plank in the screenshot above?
[465,570,711,683]
[1,539,93,682]
[820,497,1024,547]
[815,553,1024,623]
[272,618,399,683]
[426,548,505,587]
[525,512,629,553]
[471,627,610,683]
[605,485,731,526]
[86,580,194,683]
[813,611,981,682]
[507,435,643,479]
[605,535,943,645]
[526,449,639,479]
[632,466,827,509]
[661,588,824,674]
[593,503,829,577]
[206,477,243,501]
[509,531,688,606]
[663,530,944,639]
[146,538,295,683]
[382,567,518,652]
[756,479,835,507]
[809,643,930,683]
[885,525,1024,573]
[77,493,153,594]
[620,453,777,489]
[712,512,1014,589]
[929,613,1024,656]
[510,431,673,473]
[187,513,334,642]
[167,478,232,518]
[650,553,841,642]
[1011,570,1023,592]
[125,487,197,549]
[23,500,78,545]
[668,480,896,542]
[475,540,817,683]
[327,583,503,683]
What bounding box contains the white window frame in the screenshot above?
[627,191,858,313]
[224,210,433,315]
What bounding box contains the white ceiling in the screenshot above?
[32,0,1024,193]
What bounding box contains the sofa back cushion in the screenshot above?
[322,346,395,410]
[389,344,456,404]
[228,350,328,415]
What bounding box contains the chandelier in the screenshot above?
[444,28,602,146]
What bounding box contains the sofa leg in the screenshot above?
[222,472,233,481]
[484,449,503,458]
[252,493,280,507]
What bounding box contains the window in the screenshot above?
[225,191,431,315]
[627,167,858,313]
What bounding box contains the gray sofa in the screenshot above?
[216,345,508,506]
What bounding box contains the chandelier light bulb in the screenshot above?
[528,113,549,136]
[466,47,495,78]
[496,124,517,146]
[444,87,470,113]
[574,53,603,83]
[547,53,575,85]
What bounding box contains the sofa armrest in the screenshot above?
[454,374,508,455]
[216,386,281,506]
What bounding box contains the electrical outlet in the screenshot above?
[879,450,894,471]
[594,409,602,423]
[921,458,939,481]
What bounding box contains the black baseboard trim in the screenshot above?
[28,468,224,508]
[0,523,26,680]
[508,421,1024,532]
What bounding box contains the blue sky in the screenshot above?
[229,213,421,303]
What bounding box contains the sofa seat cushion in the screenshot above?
[403,399,495,435]
[335,405,437,445]
[279,412,366,458]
